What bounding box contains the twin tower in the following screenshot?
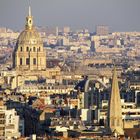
[13,7,46,71]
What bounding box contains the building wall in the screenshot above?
[0,103,21,139]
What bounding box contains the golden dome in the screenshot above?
[16,6,43,48]
[13,6,46,71]
[17,27,42,45]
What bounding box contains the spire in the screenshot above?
[29,6,31,17]
[108,66,124,136]
[25,6,33,29]
[111,66,119,95]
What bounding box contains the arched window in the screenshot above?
[20,47,22,52]
[26,58,30,65]
[20,58,22,65]
[33,58,36,65]
[38,47,40,51]
[26,47,29,52]
[33,47,36,52]
[111,119,114,126]
[117,119,120,126]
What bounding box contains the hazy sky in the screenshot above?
[0,0,140,32]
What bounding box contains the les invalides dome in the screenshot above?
[13,7,46,71]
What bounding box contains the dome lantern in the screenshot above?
[26,6,33,30]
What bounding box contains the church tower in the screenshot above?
[108,66,124,136]
[13,6,46,71]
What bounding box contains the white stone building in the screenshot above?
[0,101,21,139]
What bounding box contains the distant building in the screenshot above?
[0,100,21,139]
[45,27,57,36]
[0,27,6,33]
[63,26,70,33]
[96,25,109,35]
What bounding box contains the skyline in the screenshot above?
[1,1,140,140]
[0,0,140,32]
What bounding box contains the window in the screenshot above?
[38,47,40,51]
[33,58,36,65]
[20,47,22,52]
[20,58,22,65]
[29,19,32,24]
[111,120,114,126]
[117,119,120,126]
[26,47,29,52]
[26,58,30,65]
[33,47,36,52]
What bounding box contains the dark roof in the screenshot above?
[74,78,88,92]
